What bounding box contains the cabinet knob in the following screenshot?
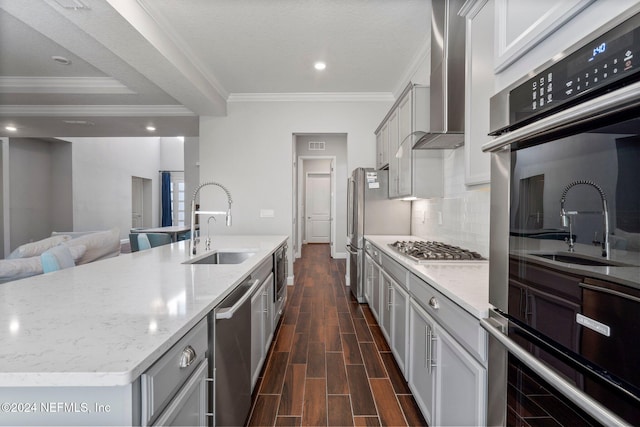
[429,297,439,310]
[179,345,197,368]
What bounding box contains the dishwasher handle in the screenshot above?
[215,278,261,320]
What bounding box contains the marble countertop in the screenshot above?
[0,235,287,387]
[365,235,491,319]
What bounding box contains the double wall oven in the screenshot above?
[483,6,640,426]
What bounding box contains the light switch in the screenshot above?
[260,209,275,218]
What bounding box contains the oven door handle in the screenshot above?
[480,318,629,427]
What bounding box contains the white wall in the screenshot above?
[411,148,491,258]
[65,137,163,239]
[198,100,392,274]
[160,137,185,171]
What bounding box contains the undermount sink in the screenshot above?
[184,251,256,265]
[532,253,632,267]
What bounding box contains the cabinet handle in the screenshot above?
[179,345,197,368]
[525,291,534,323]
[428,296,439,310]
[424,325,429,369]
[427,326,437,374]
[388,285,393,310]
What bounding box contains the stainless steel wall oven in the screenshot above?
[483,6,640,426]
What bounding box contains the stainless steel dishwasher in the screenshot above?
[212,275,261,427]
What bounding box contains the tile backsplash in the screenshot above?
[411,149,491,257]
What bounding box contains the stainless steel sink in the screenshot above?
[532,253,632,267]
[184,251,256,265]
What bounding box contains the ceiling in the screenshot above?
[0,0,430,137]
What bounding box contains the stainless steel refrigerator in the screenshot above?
[346,168,411,302]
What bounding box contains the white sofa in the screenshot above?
[0,228,121,283]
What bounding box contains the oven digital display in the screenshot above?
[507,16,640,128]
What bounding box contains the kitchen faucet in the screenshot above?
[560,180,610,258]
[190,182,233,255]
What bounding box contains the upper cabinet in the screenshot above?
[461,0,495,185]
[493,0,595,73]
[375,83,443,199]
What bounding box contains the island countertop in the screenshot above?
[0,235,287,387]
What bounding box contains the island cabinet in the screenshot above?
[141,318,209,426]
[408,274,487,427]
[250,258,276,389]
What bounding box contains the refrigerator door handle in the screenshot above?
[346,244,358,255]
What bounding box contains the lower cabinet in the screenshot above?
[251,272,275,388]
[380,269,409,376]
[408,299,486,426]
[364,253,381,322]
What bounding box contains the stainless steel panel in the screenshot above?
[488,149,510,312]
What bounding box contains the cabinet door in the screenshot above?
[250,281,266,388]
[380,270,393,341]
[371,260,381,322]
[408,300,436,426]
[264,273,275,354]
[390,281,409,377]
[397,91,413,197]
[151,360,208,427]
[435,324,486,427]
[364,254,374,305]
[376,122,389,170]
[463,0,493,185]
[387,110,400,198]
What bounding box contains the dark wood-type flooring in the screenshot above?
[247,243,428,426]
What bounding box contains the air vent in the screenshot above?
[308,141,325,151]
[52,0,90,10]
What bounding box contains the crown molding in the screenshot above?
[0,77,135,94]
[0,104,195,116]
[227,92,395,103]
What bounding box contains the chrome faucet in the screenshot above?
[205,216,216,251]
[190,182,233,255]
[560,180,610,258]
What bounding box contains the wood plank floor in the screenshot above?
[247,244,428,427]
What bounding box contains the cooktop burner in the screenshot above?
[389,240,486,262]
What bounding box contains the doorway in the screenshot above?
[305,172,331,243]
[131,176,152,229]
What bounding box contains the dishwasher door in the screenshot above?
[213,276,259,427]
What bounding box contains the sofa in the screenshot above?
[0,228,121,283]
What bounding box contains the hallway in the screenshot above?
[247,244,427,426]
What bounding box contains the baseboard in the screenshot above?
[287,275,294,286]
[333,251,347,259]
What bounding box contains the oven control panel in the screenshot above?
[505,12,640,131]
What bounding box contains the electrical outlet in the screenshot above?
[260,209,275,218]
[437,211,443,225]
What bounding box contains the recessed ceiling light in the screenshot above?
[314,62,326,71]
[146,126,156,132]
[52,56,72,65]
[5,125,17,132]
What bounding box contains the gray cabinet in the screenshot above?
[380,83,443,200]
[251,268,275,389]
[408,300,436,425]
[141,318,209,426]
[376,121,389,170]
[461,0,493,185]
[380,269,409,376]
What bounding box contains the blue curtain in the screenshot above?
[161,172,172,227]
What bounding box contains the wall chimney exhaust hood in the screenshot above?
[413,0,466,150]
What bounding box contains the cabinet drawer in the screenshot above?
[141,318,208,425]
[365,241,382,264]
[253,258,273,284]
[409,273,486,364]
[381,252,408,290]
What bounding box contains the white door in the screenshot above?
[305,172,331,243]
[132,177,144,228]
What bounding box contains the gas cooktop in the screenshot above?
[389,240,486,263]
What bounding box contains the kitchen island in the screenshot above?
[0,235,287,425]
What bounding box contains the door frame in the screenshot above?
[296,155,336,258]
[1,137,9,257]
[304,171,332,244]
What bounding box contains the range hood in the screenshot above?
[413,0,466,149]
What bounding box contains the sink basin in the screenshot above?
[532,253,632,267]
[184,251,256,265]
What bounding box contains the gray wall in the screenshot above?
[8,138,73,250]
